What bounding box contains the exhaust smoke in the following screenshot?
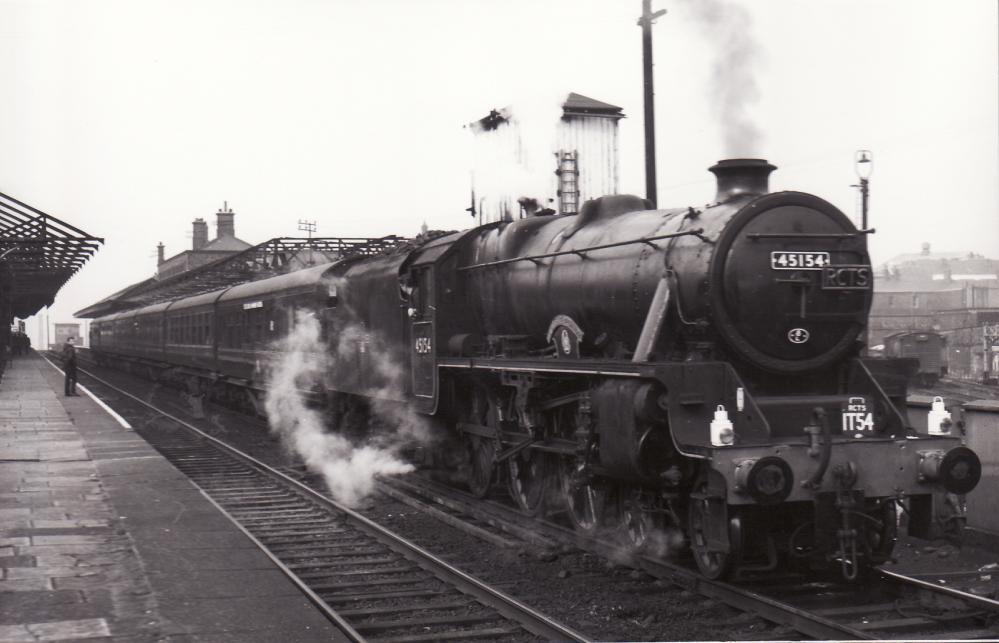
[679,0,765,156]
[263,309,419,507]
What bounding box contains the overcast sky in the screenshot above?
[2,0,996,343]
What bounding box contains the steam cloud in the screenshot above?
[264,309,422,507]
[470,90,568,221]
[679,0,764,156]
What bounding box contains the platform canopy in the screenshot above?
[75,235,408,318]
[0,191,103,319]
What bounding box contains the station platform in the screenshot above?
[0,354,347,643]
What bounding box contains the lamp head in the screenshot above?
[855,149,873,179]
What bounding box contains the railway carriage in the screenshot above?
[90,158,981,581]
[163,291,219,372]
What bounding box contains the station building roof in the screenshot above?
[0,191,102,318]
[75,235,408,318]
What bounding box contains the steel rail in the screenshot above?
[75,352,999,640]
[878,567,999,612]
[384,475,872,640]
[74,364,591,643]
[68,365,365,641]
[387,474,999,641]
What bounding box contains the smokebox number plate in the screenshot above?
[770,251,829,270]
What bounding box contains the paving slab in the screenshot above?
[1,355,349,642]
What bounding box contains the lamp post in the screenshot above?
[854,149,873,230]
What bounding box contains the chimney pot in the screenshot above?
[708,158,776,203]
[157,242,165,265]
[192,218,208,250]
[216,203,235,239]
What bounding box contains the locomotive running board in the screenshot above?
[438,357,646,378]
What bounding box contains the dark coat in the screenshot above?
[62,342,77,368]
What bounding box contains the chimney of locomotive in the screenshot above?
[192,218,208,250]
[709,158,777,203]
[216,201,235,239]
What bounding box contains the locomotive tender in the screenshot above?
[91,159,980,580]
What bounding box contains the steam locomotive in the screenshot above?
[90,159,981,580]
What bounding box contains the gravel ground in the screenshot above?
[359,493,787,642]
[887,532,999,600]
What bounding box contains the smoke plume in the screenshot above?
[470,90,568,221]
[679,0,764,156]
[263,309,417,507]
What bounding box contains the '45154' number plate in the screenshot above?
[770,251,830,270]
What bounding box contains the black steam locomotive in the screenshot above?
[90,159,980,580]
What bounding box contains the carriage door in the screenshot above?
[410,267,436,404]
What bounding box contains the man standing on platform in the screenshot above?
[62,337,78,396]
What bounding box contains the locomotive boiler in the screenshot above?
[90,158,981,581]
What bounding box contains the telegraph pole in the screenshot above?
[639,0,666,208]
[854,150,873,229]
[297,219,317,241]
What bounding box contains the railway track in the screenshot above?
[70,355,999,640]
[913,377,998,403]
[69,363,589,643]
[384,475,999,640]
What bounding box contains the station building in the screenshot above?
[155,202,253,279]
[76,203,404,321]
[76,203,254,318]
[869,243,999,380]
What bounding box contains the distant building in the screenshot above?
[156,202,253,279]
[869,242,999,380]
[467,93,624,223]
[53,323,81,349]
[74,202,255,319]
